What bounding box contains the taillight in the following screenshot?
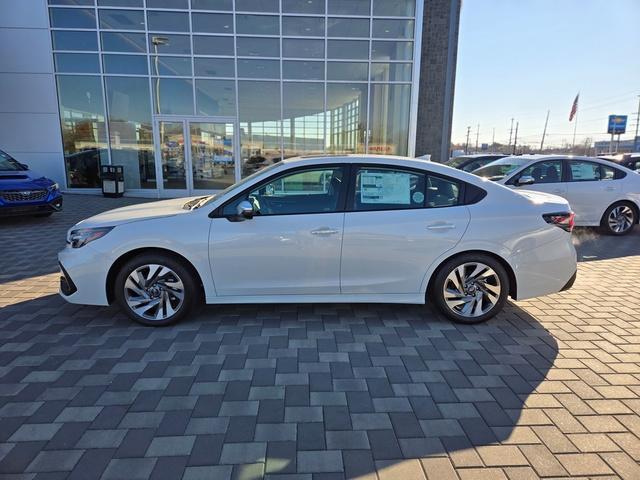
[543,212,575,233]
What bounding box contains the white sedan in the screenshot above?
[473,155,640,235]
[59,155,577,326]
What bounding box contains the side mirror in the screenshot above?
[516,175,535,186]
[236,200,254,220]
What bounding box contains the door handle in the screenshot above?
[427,222,456,231]
[310,227,340,236]
[605,186,615,191]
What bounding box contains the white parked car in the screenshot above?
[473,155,640,235]
[59,155,577,326]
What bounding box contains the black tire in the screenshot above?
[431,253,510,324]
[599,202,636,236]
[114,253,199,326]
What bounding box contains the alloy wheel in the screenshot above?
[608,205,634,233]
[124,264,185,321]
[443,262,501,318]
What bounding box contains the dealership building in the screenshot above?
[0,0,460,197]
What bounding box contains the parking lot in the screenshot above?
[1,194,640,480]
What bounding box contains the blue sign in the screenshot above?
[608,115,627,134]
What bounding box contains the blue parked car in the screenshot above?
[0,149,63,217]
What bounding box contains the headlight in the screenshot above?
[68,227,114,248]
[49,183,59,191]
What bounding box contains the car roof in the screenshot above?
[452,153,505,159]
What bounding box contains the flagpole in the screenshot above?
[571,93,579,150]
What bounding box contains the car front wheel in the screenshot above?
[432,254,509,324]
[114,253,198,326]
[601,202,636,235]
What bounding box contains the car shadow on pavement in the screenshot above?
[573,226,640,262]
[0,293,557,477]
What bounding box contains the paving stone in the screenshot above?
[102,458,158,479]
[146,435,195,457]
[297,451,343,473]
[219,442,266,465]
[26,450,84,473]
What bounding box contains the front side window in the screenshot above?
[569,161,600,182]
[353,167,425,211]
[222,167,345,216]
[519,160,562,184]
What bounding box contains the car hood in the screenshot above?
[513,189,570,210]
[0,169,54,191]
[74,197,202,228]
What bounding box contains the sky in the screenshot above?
[451,0,640,148]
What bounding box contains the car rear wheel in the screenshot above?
[600,202,636,235]
[114,253,198,326]
[432,253,509,324]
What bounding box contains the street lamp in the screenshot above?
[151,36,169,114]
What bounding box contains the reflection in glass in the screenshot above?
[147,34,191,54]
[196,79,236,116]
[52,31,98,51]
[370,63,412,82]
[236,14,279,35]
[328,0,370,16]
[56,75,108,188]
[238,81,281,177]
[192,13,233,33]
[193,36,234,55]
[105,76,156,188]
[237,59,279,79]
[282,39,324,58]
[327,18,369,38]
[327,40,369,59]
[147,0,187,7]
[283,83,324,157]
[282,17,324,36]
[194,58,235,77]
[50,8,96,28]
[327,62,368,81]
[373,0,415,16]
[101,32,146,52]
[152,56,192,76]
[327,83,367,154]
[159,121,186,189]
[368,83,410,155]
[103,54,148,75]
[50,0,94,5]
[190,122,235,190]
[54,53,100,73]
[371,40,413,60]
[372,19,414,38]
[283,61,324,80]
[237,37,279,57]
[99,9,145,30]
[190,0,232,10]
[147,11,189,31]
[153,78,194,115]
[235,0,278,12]
[282,0,324,14]
[98,0,142,5]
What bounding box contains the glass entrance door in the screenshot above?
[156,118,236,196]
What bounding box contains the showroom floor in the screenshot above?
[1,194,640,479]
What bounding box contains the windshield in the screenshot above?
[196,162,283,209]
[473,157,528,180]
[0,150,25,172]
[447,156,472,168]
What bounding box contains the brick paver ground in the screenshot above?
[1,194,639,479]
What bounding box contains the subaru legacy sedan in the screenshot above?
[59,155,577,326]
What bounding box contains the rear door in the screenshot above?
[510,159,568,197]
[340,165,470,294]
[566,160,622,224]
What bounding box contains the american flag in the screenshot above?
[569,93,579,121]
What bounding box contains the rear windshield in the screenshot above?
[473,157,528,180]
[0,150,25,172]
[447,156,472,168]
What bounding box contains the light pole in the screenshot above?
[151,36,169,114]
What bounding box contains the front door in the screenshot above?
[155,118,236,196]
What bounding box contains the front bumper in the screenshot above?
[58,244,111,306]
[0,194,63,216]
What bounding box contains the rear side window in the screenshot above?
[569,161,600,181]
[353,168,426,211]
[426,175,460,207]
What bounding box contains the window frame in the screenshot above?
[212,163,352,218]
[346,163,465,213]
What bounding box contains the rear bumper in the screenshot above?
[0,195,63,216]
[509,233,577,301]
[561,270,577,292]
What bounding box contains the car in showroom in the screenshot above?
[446,153,507,172]
[59,155,577,326]
[473,154,640,235]
[599,153,640,173]
[0,148,63,217]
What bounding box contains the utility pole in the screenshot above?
[512,121,519,155]
[475,124,480,153]
[491,127,495,149]
[465,126,471,154]
[635,95,640,151]
[507,118,514,149]
[540,110,550,152]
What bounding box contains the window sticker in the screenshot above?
[412,191,424,204]
[360,172,411,204]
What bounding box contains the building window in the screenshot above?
[368,84,411,156]
[327,83,367,154]
[283,83,325,158]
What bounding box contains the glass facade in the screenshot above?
[49,0,417,192]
